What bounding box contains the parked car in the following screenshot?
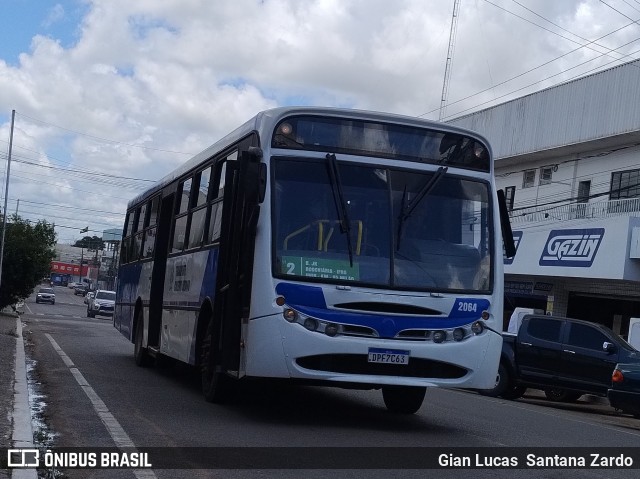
[608,363,640,418]
[74,284,88,296]
[87,290,115,318]
[84,291,95,305]
[35,288,56,304]
[480,314,640,402]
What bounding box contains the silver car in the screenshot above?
[86,290,115,318]
[36,288,56,304]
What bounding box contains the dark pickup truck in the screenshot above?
[483,314,640,402]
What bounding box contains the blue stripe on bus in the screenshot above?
[200,248,220,301]
[275,283,327,308]
[275,282,489,338]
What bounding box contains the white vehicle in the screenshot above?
[84,291,95,305]
[87,290,115,318]
[114,107,514,414]
[36,288,56,305]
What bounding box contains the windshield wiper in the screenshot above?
[396,166,448,251]
[325,153,354,266]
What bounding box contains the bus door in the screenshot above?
[148,193,175,348]
[214,147,263,378]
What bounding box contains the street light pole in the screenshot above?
[0,110,16,294]
[79,247,84,283]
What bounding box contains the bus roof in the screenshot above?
[127,106,492,209]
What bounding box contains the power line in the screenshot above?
[7,156,155,183]
[419,3,640,118]
[6,198,123,217]
[600,0,639,21]
[508,0,631,59]
[441,41,640,120]
[16,208,121,228]
[510,0,633,58]
[7,172,139,200]
[14,112,195,156]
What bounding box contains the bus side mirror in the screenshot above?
[498,189,516,258]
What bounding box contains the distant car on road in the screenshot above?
[87,290,115,318]
[608,363,640,418]
[36,288,56,304]
[74,284,88,296]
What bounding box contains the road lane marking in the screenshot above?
[45,333,157,479]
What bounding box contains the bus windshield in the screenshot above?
[273,157,493,293]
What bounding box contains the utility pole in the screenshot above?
[0,110,16,293]
[439,0,461,121]
[79,247,84,283]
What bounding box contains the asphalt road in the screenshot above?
[18,286,640,479]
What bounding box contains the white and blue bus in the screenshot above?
[115,107,514,414]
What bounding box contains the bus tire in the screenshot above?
[479,363,509,397]
[134,313,152,367]
[382,386,426,414]
[200,318,232,403]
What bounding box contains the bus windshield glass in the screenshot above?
[271,116,490,172]
[273,158,493,293]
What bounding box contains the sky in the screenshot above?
[1,0,640,245]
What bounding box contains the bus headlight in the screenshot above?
[452,328,465,341]
[325,323,339,337]
[471,321,484,335]
[433,330,446,343]
[303,318,318,331]
[283,309,297,322]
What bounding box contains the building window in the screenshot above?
[611,169,640,200]
[504,186,515,211]
[523,170,536,188]
[577,180,591,203]
[539,166,553,185]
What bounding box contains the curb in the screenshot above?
[12,318,37,479]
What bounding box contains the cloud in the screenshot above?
[42,4,65,28]
[0,0,637,241]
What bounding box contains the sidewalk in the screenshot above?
[0,312,37,479]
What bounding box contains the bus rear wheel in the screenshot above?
[382,386,426,414]
[200,319,232,403]
[134,313,152,367]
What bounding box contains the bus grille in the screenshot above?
[296,354,467,379]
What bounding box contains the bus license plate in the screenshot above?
[367,348,410,365]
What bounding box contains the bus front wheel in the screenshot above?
[200,319,232,403]
[382,386,426,414]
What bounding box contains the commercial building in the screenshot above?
[448,59,640,338]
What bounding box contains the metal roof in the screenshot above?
[446,59,640,162]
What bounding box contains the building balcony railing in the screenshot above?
[509,197,640,224]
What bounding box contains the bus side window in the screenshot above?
[132,232,144,261]
[120,237,130,264]
[172,177,193,252]
[172,215,188,252]
[179,178,193,214]
[206,161,227,244]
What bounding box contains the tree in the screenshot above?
[0,215,56,309]
[74,235,104,250]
